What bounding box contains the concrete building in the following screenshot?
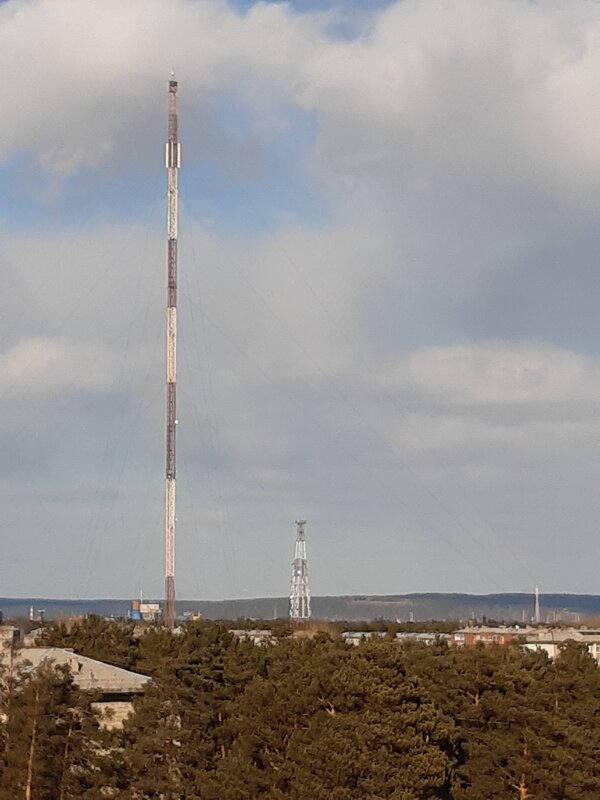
[395,631,450,645]
[342,631,388,646]
[523,627,600,665]
[451,626,534,647]
[450,624,600,665]
[342,631,450,646]
[229,629,275,646]
[7,647,150,729]
[140,602,161,623]
[22,628,44,647]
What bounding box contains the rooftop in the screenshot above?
[14,647,150,694]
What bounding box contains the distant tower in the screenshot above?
[533,585,541,624]
[164,76,181,631]
[290,520,311,621]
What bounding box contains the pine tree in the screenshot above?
[31,619,600,798]
[0,662,102,800]
[44,615,139,670]
[406,641,600,800]
[122,621,266,799]
[206,635,452,799]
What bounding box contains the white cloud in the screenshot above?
[3,0,600,201]
[0,337,115,395]
[4,1,600,598]
[302,0,600,201]
[391,341,600,413]
[0,0,321,173]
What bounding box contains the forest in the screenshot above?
[0,617,599,799]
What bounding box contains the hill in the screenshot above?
[1,592,599,622]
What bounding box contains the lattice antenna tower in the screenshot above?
[290,520,311,621]
[164,76,181,631]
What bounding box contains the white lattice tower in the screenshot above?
[290,520,311,620]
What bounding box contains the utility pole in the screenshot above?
[290,520,311,621]
[164,76,180,631]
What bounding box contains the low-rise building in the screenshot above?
[342,631,451,647]
[450,624,600,665]
[8,647,150,729]
[451,626,534,647]
[22,628,44,647]
[395,631,450,645]
[523,627,600,665]
[139,602,161,623]
[342,631,388,646]
[229,629,275,646]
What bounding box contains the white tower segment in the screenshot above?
[290,520,311,620]
[534,585,541,624]
[164,77,180,631]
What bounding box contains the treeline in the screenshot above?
[0,617,598,798]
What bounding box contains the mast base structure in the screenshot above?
[164,76,180,631]
[165,576,176,630]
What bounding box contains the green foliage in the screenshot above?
[43,615,139,669]
[403,640,600,799]
[3,620,599,798]
[0,662,104,799]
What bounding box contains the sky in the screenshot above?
[2,0,600,601]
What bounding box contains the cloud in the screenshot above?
[383,341,600,417]
[2,0,600,201]
[0,0,322,174]
[0,336,115,395]
[3,0,600,599]
[301,0,600,202]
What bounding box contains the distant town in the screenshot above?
[2,590,599,625]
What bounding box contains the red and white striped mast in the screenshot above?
[164,75,180,630]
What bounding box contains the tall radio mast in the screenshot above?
[164,76,180,631]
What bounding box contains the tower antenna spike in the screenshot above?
[290,519,311,621]
[164,76,181,631]
[534,584,541,625]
